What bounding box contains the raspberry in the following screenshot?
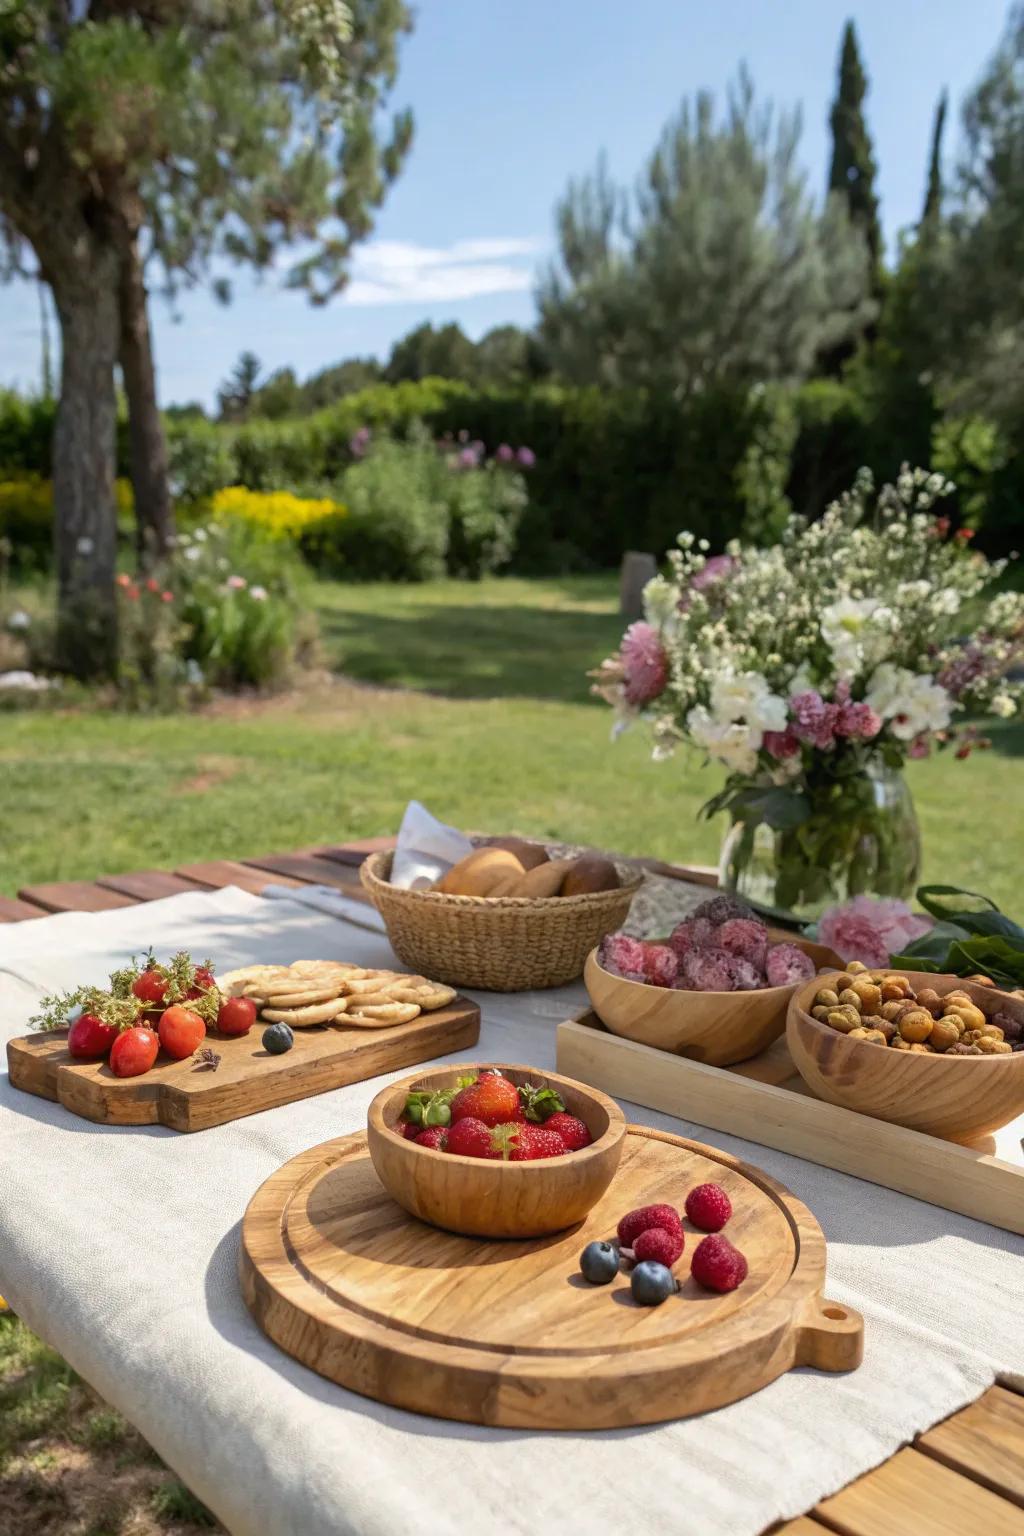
[414,1126,448,1150]
[642,943,679,988]
[692,895,756,927]
[764,942,816,988]
[543,1111,592,1150]
[682,947,736,992]
[690,1234,748,1293]
[632,1226,684,1267]
[717,917,768,967]
[598,932,648,979]
[617,1203,683,1248]
[724,955,764,991]
[685,1182,732,1232]
[668,917,715,958]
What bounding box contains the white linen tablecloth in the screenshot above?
[1,887,1021,1536]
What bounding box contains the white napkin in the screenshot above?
[390,800,472,889]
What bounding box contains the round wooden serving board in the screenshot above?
[239,1125,862,1428]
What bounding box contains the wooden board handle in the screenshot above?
[796,1297,865,1373]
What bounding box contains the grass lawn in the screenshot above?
[1,573,1021,910]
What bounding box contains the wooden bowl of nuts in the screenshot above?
[787,968,1024,1141]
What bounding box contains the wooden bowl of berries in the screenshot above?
[585,895,840,1068]
[787,968,1024,1141]
[366,1063,627,1238]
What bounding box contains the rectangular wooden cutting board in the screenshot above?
[557,1011,1024,1237]
[7,999,480,1133]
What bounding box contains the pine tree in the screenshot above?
[922,90,948,226]
[828,22,883,282]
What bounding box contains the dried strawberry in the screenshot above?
[685,1183,732,1232]
[632,1226,684,1266]
[764,943,816,987]
[682,947,736,992]
[617,1203,683,1248]
[690,1234,748,1293]
[667,916,715,958]
[717,917,768,967]
[724,956,765,991]
[692,895,756,927]
[642,943,679,988]
[543,1111,592,1150]
[598,933,648,979]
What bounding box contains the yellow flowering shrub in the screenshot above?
[0,475,133,568]
[210,485,345,541]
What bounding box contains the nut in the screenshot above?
[848,1026,870,1039]
[811,1005,832,1021]
[916,988,944,1017]
[827,1008,862,1033]
[928,1018,961,1053]
[948,1042,983,1055]
[814,988,840,1009]
[870,1017,896,1042]
[850,979,882,1012]
[859,1028,888,1046]
[964,973,994,986]
[981,1023,1004,1041]
[837,988,863,1011]
[887,976,912,993]
[846,960,869,974]
[880,980,907,1002]
[977,1036,1013,1054]
[993,1010,1023,1044]
[943,1002,986,1032]
[908,1042,934,1053]
[881,1001,905,1022]
[832,973,855,993]
[891,1035,913,1051]
[898,1010,934,1044]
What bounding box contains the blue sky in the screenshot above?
[0,0,1012,406]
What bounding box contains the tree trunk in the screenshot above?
[119,235,174,566]
[52,252,122,678]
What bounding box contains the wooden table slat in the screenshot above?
[241,851,367,892]
[916,1386,1024,1508]
[0,896,49,922]
[174,859,304,895]
[17,881,138,915]
[96,870,208,902]
[814,1446,1024,1536]
[318,837,397,867]
[770,1520,836,1535]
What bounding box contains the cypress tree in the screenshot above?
[922,90,948,225]
[828,21,883,282]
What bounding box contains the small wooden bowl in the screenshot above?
[366,1063,626,1238]
[787,973,1024,1142]
[584,931,840,1068]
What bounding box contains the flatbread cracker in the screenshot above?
[261,998,349,1027]
[345,1001,421,1026]
[385,982,457,1011]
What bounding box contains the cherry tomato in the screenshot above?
[158,1005,206,1060]
[216,996,256,1037]
[193,966,216,990]
[67,1013,118,1059]
[131,968,167,1006]
[109,1026,160,1078]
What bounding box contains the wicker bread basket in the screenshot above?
[361,849,643,991]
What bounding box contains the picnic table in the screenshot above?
[2,843,1023,1536]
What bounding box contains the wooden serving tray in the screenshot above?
[6,1000,480,1133]
[239,1124,862,1429]
[557,1012,1024,1237]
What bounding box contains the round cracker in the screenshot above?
[345,1001,421,1027]
[257,987,345,1008]
[217,965,281,997]
[386,983,457,1011]
[261,998,349,1026]
[341,973,401,996]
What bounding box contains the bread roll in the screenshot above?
[561,855,620,895]
[507,857,574,897]
[486,837,550,872]
[435,847,525,896]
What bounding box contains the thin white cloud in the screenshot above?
[343,236,544,306]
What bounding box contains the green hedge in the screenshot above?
[3,376,1021,569]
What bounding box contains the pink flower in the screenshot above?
[790,690,839,750]
[619,622,668,707]
[161,590,173,603]
[226,574,247,590]
[908,735,931,759]
[349,426,371,458]
[836,700,882,740]
[763,729,800,759]
[516,446,536,468]
[819,896,931,967]
[495,443,515,463]
[690,554,736,593]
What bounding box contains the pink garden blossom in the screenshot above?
[818,896,932,967]
[908,735,931,759]
[690,554,736,592]
[836,700,883,740]
[619,622,669,707]
[495,443,515,463]
[226,574,247,590]
[789,690,839,750]
[516,446,536,468]
[763,729,801,759]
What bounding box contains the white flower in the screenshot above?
[76,536,94,556]
[991,693,1016,719]
[6,610,31,632]
[184,545,201,562]
[642,575,676,627]
[687,705,760,775]
[709,671,787,735]
[193,527,207,542]
[933,588,961,616]
[249,585,267,601]
[820,596,880,673]
[788,662,816,697]
[865,664,952,740]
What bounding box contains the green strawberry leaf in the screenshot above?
[517,1083,565,1122]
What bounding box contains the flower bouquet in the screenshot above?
[594,467,1024,922]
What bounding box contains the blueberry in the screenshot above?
[262,1022,294,1055]
[579,1240,619,1285]
[630,1260,677,1306]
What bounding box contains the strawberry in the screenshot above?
[398,1120,421,1140]
[506,1123,566,1160]
[449,1072,521,1127]
[414,1126,448,1150]
[446,1116,501,1158]
[543,1111,592,1150]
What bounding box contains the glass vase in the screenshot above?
[718,760,921,923]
